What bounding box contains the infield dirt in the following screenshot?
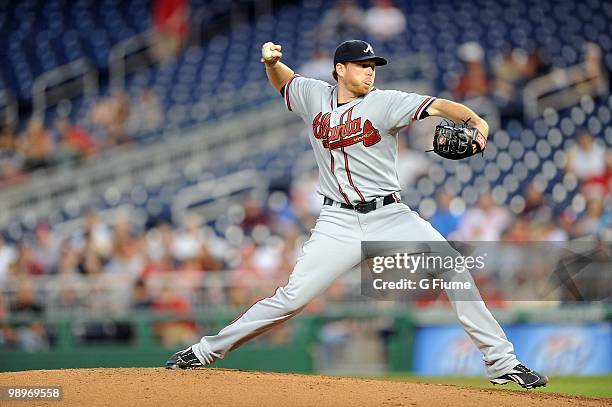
[0,368,608,406]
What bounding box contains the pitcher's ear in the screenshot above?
[335,63,346,78]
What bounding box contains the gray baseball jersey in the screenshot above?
[188,73,521,381]
[283,75,435,205]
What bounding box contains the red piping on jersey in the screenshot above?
[330,152,352,205]
[338,107,365,203]
[342,147,365,202]
[228,305,305,352]
[413,96,433,121]
[326,89,352,206]
[225,286,305,352]
[284,74,299,111]
[228,287,280,325]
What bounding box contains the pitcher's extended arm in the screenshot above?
[261,42,295,93]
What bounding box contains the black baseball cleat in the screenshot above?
[490,364,548,389]
[166,347,205,369]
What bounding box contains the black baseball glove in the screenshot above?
[428,119,487,160]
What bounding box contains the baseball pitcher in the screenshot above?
[166,40,548,389]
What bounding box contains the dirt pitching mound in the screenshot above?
[0,368,607,406]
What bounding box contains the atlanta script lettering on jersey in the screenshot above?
[312,106,381,149]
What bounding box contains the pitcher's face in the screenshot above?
[337,60,376,96]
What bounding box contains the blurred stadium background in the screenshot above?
[0,0,610,380]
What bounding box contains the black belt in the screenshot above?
[323,194,399,214]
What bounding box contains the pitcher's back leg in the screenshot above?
[191,207,363,365]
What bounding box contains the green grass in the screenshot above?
[378,374,612,398]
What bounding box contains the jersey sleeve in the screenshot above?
[282,75,329,118]
[384,90,436,129]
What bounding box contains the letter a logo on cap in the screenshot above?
[364,43,373,54]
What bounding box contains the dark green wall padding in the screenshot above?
[0,311,415,373]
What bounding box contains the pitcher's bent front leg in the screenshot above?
[366,204,518,378]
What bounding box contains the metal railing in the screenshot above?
[523,61,609,119]
[2,54,433,230]
[0,102,302,230]
[0,89,18,127]
[31,58,98,117]
[1,268,609,322]
[108,29,156,90]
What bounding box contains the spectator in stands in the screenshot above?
[520,182,552,225]
[172,214,202,267]
[11,280,44,316]
[492,47,551,123]
[132,278,153,309]
[430,188,462,238]
[363,0,406,41]
[143,222,175,275]
[126,87,164,137]
[10,279,50,351]
[18,118,55,171]
[0,124,25,185]
[566,129,606,191]
[172,213,221,271]
[457,191,511,240]
[0,236,16,285]
[397,136,430,191]
[298,48,335,83]
[104,212,145,278]
[152,0,190,62]
[454,42,490,100]
[152,286,197,346]
[0,323,18,348]
[522,47,551,79]
[493,48,525,90]
[79,243,104,275]
[104,236,145,278]
[318,0,365,43]
[534,219,569,241]
[55,117,97,164]
[31,224,60,274]
[0,290,5,320]
[110,91,131,146]
[90,96,115,142]
[596,149,612,194]
[52,279,87,311]
[11,242,44,276]
[56,241,81,275]
[573,195,606,237]
[500,217,530,242]
[518,182,569,241]
[89,91,131,147]
[492,48,527,122]
[229,241,268,308]
[290,171,323,228]
[241,194,270,236]
[579,43,606,96]
[79,212,113,260]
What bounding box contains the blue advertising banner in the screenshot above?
[413,323,612,376]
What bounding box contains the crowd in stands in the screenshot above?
[0,87,164,187]
[431,134,610,241]
[0,121,609,349]
[0,0,610,351]
[1,0,608,189]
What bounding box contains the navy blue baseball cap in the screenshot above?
[333,40,388,66]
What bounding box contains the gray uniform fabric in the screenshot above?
[192,76,520,378]
[286,75,435,204]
